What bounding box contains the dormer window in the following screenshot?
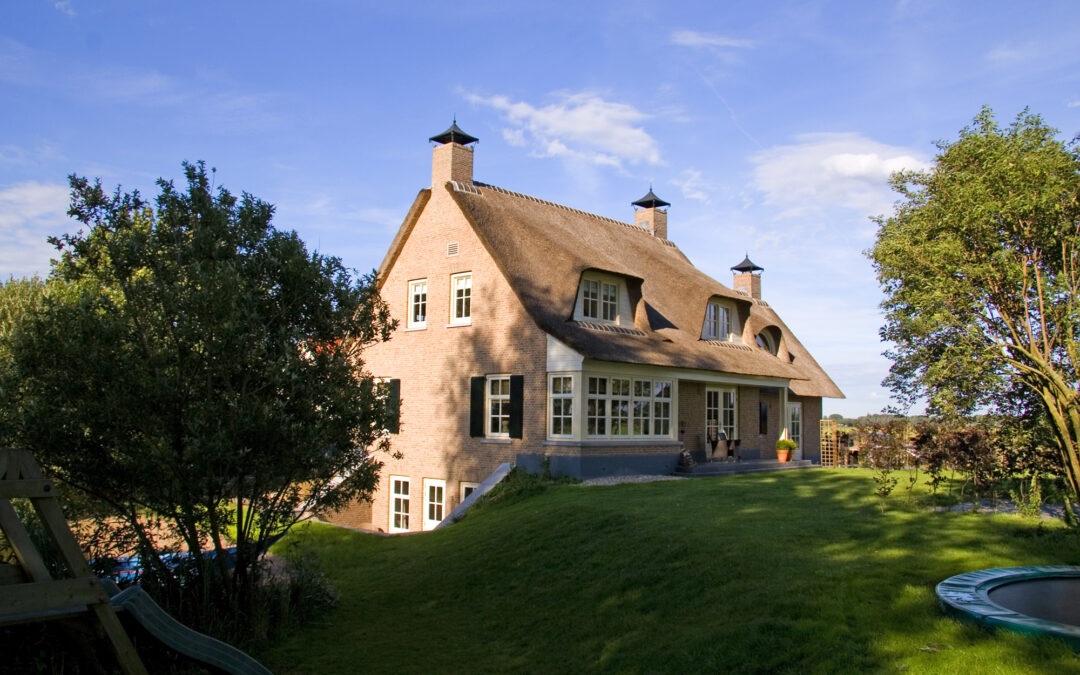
[577,273,627,324]
[756,332,777,355]
[702,302,730,340]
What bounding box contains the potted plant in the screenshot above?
[776,438,798,462]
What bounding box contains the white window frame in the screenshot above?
[582,279,600,320]
[460,482,480,502]
[600,282,618,322]
[549,375,574,438]
[486,374,511,438]
[407,279,427,329]
[389,475,410,533]
[576,274,625,325]
[702,302,730,341]
[787,402,802,450]
[422,478,445,531]
[585,375,672,439]
[450,272,472,326]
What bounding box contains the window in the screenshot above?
[487,375,511,437]
[408,279,427,329]
[450,273,471,325]
[470,375,523,439]
[601,282,618,321]
[582,279,600,319]
[702,302,730,340]
[579,276,620,323]
[423,478,445,530]
[374,378,400,434]
[460,482,479,502]
[586,376,671,438]
[759,401,768,435]
[390,476,410,532]
[756,331,777,355]
[550,375,573,437]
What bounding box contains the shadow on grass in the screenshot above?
[264,469,1080,674]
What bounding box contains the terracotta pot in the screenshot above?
[777,449,791,463]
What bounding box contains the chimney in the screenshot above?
[631,187,671,239]
[731,254,764,300]
[429,119,478,186]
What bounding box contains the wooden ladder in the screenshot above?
[0,448,147,674]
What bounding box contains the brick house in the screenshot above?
[330,123,844,533]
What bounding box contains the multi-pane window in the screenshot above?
[601,282,617,321]
[487,376,510,437]
[702,302,729,340]
[721,387,738,439]
[451,273,471,324]
[582,279,600,319]
[788,403,802,449]
[587,377,608,436]
[550,376,573,437]
[390,476,410,532]
[408,279,427,328]
[586,376,671,438]
[460,482,479,501]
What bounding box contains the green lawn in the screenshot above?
[261,470,1080,674]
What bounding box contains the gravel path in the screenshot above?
[581,474,687,486]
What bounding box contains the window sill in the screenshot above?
[481,438,512,444]
[447,320,472,328]
[403,325,427,332]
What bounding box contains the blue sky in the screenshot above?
[3,1,1079,417]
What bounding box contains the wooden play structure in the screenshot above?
[0,447,270,674]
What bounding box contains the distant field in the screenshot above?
[261,469,1080,674]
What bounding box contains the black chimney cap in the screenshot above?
[731,254,764,273]
[429,119,479,145]
[631,187,670,209]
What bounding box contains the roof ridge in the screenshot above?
[464,181,679,248]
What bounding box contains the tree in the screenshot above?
[5,162,396,619]
[869,108,1080,499]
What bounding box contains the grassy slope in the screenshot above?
[262,470,1080,674]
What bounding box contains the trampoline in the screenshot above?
[936,566,1080,649]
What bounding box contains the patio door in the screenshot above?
[786,403,802,460]
[705,388,720,457]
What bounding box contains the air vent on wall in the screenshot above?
[447,242,459,257]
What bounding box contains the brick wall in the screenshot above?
[328,182,548,532]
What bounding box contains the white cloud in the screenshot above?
[0,181,69,279]
[985,41,1039,64]
[670,30,754,49]
[1069,99,1080,108]
[467,91,663,168]
[750,132,930,219]
[54,1,75,17]
[670,169,712,203]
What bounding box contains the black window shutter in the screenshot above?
[386,379,401,434]
[509,375,524,439]
[470,377,485,437]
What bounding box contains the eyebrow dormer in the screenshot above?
[701,296,743,343]
[574,270,640,327]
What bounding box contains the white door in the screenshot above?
[423,478,446,531]
[786,403,802,460]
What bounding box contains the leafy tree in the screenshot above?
[869,108,1080,499]
[4,162,396,620]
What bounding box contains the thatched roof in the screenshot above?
[383,181,844,398]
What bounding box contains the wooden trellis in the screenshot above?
[820,419,840,468]
[0,448,147,674]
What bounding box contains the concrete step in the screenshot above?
[674,459,815,477]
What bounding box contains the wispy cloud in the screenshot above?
[0,39,281,133]
[1069,99,1080,108]
[0,181,69,279]
[985,40,1039,64]
[670,30,754,49]
[670,169,712,203]
[467,91,663,168]
[53,1,75,17]
[750,132,930,219]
